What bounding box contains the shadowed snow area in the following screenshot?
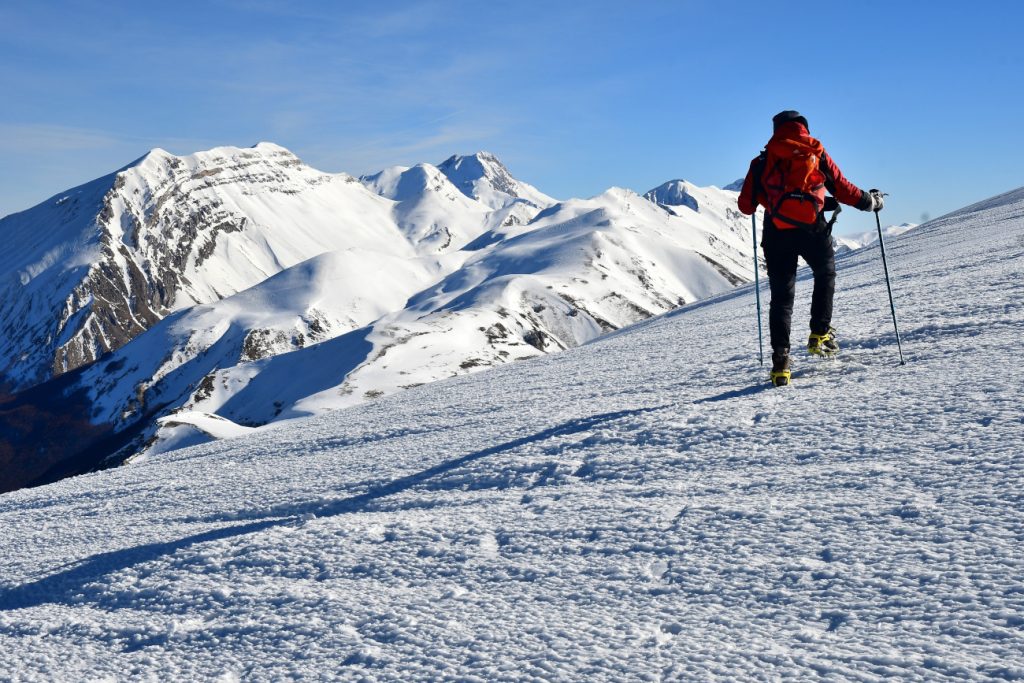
[0,189,1022,680]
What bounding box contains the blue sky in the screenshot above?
[1,0,1021,233]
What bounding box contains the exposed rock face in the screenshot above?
[0,143,401,392]
[51,178,250,377]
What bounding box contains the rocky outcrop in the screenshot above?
[0,143,397,391]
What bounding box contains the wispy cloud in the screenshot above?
[302,116,508,176]
[0,123,222,158]
[0,124,122,153]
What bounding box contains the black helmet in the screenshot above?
[772,110,809,131]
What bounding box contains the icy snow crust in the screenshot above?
[1,190,1023,680]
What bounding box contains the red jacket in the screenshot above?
[738,121,868,220]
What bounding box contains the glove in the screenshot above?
[867,189,885,212]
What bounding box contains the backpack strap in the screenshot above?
[825,202,842,233]
[818,155,842,233]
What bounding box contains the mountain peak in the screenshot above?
[644,179,700,212]
[438,151,512,189]
[118,147,173,172]
[439,150,503,167]
[360,162,463,203]
[251,141,292,153]
[124,143,300,174]
[437,151,553,210]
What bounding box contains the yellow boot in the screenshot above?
[808,327,839,357]
[769,349,791,387]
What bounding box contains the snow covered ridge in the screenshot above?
[0,142,407,390]
[834,222,918,254]
[0,184,1021,680]
[0,143,759,491]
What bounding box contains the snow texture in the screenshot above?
[0,187,1022,680]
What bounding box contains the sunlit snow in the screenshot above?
[1,186,1021,680]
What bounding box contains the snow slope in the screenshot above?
[0,143,410,390]
[7,161,757,468]
[0,187,1021,679]
[358,162,496,253]
[75,248,450,430]
[142,186,756,443]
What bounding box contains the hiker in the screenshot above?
[737,110,884,386]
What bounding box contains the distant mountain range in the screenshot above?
[834,223,918,254]
[0,144,901,492]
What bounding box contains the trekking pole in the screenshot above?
[751,214,764,366]
[873,200,906,365]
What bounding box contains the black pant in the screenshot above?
[762,225,836,352]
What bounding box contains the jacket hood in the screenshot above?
[772,120,812,141]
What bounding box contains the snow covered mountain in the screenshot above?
[1,145,761,491]
[0,143,411,392]
[357,153,553,252]
[436,151,555,210]
[1,185,1021,680]
[358,162,496,253]
[163,187,754,435]
[834,222,918,254]
[645,178,703,211]
[79,186,755,464]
